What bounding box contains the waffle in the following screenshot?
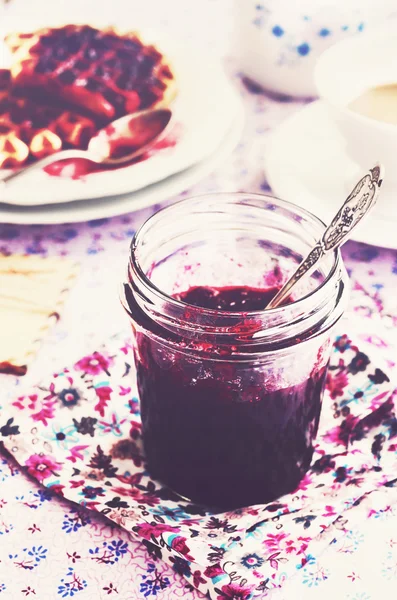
[0,68,97,168]
[6,24,176,121]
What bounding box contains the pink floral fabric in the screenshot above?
[0,334,395,599]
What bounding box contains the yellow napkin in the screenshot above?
[0,254,79,375]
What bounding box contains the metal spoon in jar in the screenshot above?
[0,107,172,186]
[257,163,384,321]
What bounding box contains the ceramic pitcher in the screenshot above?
[235,0,395,98]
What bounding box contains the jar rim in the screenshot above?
[129,192,342,319]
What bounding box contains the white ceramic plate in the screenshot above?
[0,96,244,224]
[263,100,397,249]
[0,28,237,206]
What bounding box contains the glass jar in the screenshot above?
[121,193,349,510]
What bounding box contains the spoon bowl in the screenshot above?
[0,107,173,186]
[88,108,173,164]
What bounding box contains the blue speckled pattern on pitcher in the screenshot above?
[235,0,393,97]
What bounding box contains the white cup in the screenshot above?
[315,20,397,218]
[235,0,394,98]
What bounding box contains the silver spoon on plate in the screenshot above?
[254,163,383,332]
[0,107,173,186]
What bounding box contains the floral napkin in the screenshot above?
[0,334,396,599]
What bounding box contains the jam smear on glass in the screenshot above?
[132,285,326,510]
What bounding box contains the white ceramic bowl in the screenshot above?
[315,20,397,217]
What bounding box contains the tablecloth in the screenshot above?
[1,1,397,598]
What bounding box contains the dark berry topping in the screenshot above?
[161,65,173,79]
[80,26,97,42]
[10,107,25,124]
[115,48,131,60]
[54,45,68,60]
[150,76,166,91]
[123,38,142,52]
[0,69,10,84]
[85,78,102,92]
[84,47,98,60]
[137,55,156,77]
[74,60,90,72]
[145,46,162,62]
[40,35,57,47]
[116,76,136,91]
[126,64,138,79]
[58,69,76,85]
[91,37,107,51]
[139,89,158,109]
[94,65,111,81]
[104,89,126,113]
[102,33,119,48]
[30,114,50,128]
[104,57,122,70]
[35,59,57,74]
[65,34,82,53]
[42,107,59,120]
[0,123,12,134]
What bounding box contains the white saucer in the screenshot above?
[0,97,244,224]
[264,100,397,249]
[0,29,238,206]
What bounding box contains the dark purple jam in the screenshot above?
[130,285,326,509]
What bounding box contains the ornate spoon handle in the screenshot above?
[265,163,384,311]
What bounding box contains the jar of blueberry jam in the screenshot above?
[122,194,349,510]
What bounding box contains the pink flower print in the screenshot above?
[119,385,131,396]
[193,570,206,589]
[31,401,56,425]
[13,393,56,426]
[322,505,337,518]
[136,522,177,540]
[70,479,85,489]
[216,582,254,600]
[116,472,143,486]
[47,483,65,496]
[369,390,393,412]
[98,413,127,436]
[12,394,38,411]
[267,551,284,570]
[25,454,60,482]
[66,445,90,463]
[204,564,223,579]
[333,334,352,353]
[80,485,105,499]
[323,414,358,447]
[285,540,297,554]
[94,386,112,417]
[111,486,159,507]
[326,370,349,399]
[119,343,133,355]
[264,532,288,551]
[75,352,112,376]
[297,473,312,491]
[170,536,194,561]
